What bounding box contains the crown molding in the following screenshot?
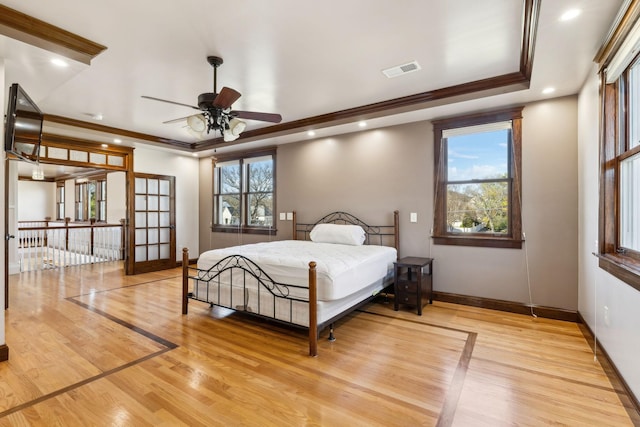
[0,4,106,64]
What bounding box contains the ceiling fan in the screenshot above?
[142,56,282,141]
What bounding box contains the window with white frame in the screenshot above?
[212,149,276,234]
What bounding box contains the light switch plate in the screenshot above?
[410,212,417,223]
[286,212,293,220]
[279,212,286,220]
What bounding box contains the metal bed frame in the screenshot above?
[182,210,399,356]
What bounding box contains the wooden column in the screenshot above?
[182,248,189,314]
[394,210,399,256]
[292,211,297,240]
[308,261,318,357]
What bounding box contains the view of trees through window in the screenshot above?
[215,154,274,229]
[445,127,511,234]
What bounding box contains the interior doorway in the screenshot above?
[4,135,136,309]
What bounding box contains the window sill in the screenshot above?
[433,235,523,249]
[211,226,277,236]
[596,253,640,292]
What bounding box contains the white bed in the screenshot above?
[193,240,397,326]
[182,210,399,356]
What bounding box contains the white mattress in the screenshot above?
[197,240,397,301]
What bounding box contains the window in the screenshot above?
[599,47,640,289]
[95,179,107,222]
[212,148,276,234]
[75,181,86,221]
[75,177,107,222]
[432,108,523,248]
[56,183,65,220]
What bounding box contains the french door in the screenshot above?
[132,173,176,274]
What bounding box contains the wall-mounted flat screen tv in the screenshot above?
[4,83,43,164]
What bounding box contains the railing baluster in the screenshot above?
[27,230,33,271]
[58,227,65,267]
[37,229,41,268]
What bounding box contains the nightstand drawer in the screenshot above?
[396,293,418,306]
[396,281,418,293]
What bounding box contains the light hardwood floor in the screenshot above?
[0,262,638,426]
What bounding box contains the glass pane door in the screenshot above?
[133,174,175,273]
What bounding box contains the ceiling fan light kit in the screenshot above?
[186,114,206,133]
[228,118,246,136]
[142,56,282,142]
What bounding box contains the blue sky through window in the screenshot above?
[447,129,509,181]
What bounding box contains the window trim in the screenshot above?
[432,107,524,249]
[598,66,640,291]
[212,148,277,235]
[96,179,107,222]
[74,174,107,222]
[74,181,87,221]
[55,182,65,220]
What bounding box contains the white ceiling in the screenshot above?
[1,0,623,158]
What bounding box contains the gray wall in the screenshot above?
[200,95,579,311]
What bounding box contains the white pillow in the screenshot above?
[309,223,366,246]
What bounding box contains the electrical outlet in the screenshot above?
[410,212,417,223]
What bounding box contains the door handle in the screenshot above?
[169,225,175,230]
[5,234,15,241]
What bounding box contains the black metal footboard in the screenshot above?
[182,248,320,356]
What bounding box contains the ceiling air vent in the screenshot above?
[382,60,421,78]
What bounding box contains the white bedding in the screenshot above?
[197,240,397,301]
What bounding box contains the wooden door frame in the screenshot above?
[4,135,136,279]
[129,173,176,274]
[4,157,9,309]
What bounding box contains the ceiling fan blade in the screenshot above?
[141,95,199,110]
[231,110,282,123]
[212,87,241,109]
[162,114,196,124]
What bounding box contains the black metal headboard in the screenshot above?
[293,211,399,250]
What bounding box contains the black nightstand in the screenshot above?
[393,257,433,315]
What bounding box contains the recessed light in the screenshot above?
[358,121,367,128]
[307,130,316,137]
[192,153,198,157]
[542,87,556,95]
[50,58,69,67]
[101,144,109,148]
[560,9,581,21]
[113,138,122,144]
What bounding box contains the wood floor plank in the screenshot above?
[0,262,637,426]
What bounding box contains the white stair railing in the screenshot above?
[18,221,124,272]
